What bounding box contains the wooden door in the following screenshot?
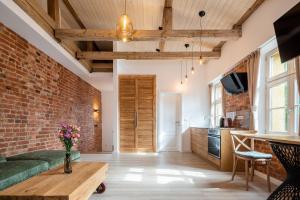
[119,75,156,152]
[119,76,136,151]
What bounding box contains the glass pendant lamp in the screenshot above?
[117,0,133,42]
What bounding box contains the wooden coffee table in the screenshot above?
[0,162,108,200]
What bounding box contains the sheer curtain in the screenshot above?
[246,50,260,130]
[296,57,300,135]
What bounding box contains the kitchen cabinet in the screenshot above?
[191,128,234,171]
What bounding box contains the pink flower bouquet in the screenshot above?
[57,123,81,154]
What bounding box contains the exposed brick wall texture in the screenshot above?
[224,64,286,181]
[223,65,250,114]
[0,23,101,156]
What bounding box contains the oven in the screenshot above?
[208,128,221,158]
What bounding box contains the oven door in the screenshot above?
[208,135,221,158]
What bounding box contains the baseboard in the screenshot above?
[254,170,282,186]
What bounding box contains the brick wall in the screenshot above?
[0,23,101,156]
[224,64,286,181]
[223,65,250,114]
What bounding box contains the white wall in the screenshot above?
[204,0,299,83]
[101,91,114,152]
[116,60,210,152]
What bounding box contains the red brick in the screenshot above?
[0,23,102,156]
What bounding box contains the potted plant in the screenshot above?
[57,123,81,173]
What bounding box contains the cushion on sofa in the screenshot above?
[0,160,48,190]
[0,157,6,163]
[7,150,80,169]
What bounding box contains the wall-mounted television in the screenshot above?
[273,2,300,63]
[221,72,248,94]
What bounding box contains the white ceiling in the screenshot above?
[38,0,256,52]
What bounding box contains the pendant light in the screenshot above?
[184,43,189,82]
[117,0,133,42]
[199,10,205,65]
[180,60,183,85]
[191,42,195,74]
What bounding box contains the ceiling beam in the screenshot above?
[233,0,265,28]
[62,0,85,28]
[91,63,113,73]
[13,0,92,72]
[159,0,173,52]
[55,29,241,41]
[213,41,226,52]
[47,0,61,28]
[77,51,221,60]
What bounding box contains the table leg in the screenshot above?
[267,142,300,200]
[96,182,106,194]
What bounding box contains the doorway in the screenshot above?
[158,93,182,152]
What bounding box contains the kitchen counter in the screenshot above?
[230,130,300,145]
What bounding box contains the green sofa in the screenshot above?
[7,150,81,169]
[0,150,80,191]
[0,159,48,190]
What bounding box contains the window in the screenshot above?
[210,82,223,127]
[294,80,300,133]
[266,50,298,134]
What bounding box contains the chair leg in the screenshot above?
[232,156,238,181]
[266,160,271,192]
[245,160,249,191]
[251,160,255,181]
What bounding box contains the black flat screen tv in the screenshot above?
[221,72,248,94]
[273,2,300,63]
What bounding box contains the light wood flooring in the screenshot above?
[79,152,273,200]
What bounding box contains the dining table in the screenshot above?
[230,130,300,200]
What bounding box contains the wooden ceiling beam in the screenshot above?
[213,41,226,52]
[55,29,241,41]
[91,63,113,73]
[62,0,85,28]
[159,0,173,52]
[47,0,61,28]
[77,51,221,60]
[13,0,92,72]
[233,0,265,28]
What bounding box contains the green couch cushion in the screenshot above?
[7,150,80,169]
[0,160,48,191]
[0,157,6,163]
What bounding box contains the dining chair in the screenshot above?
[230,133,272,192]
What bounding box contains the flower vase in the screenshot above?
[64,152,72,174]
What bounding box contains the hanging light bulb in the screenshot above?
[199,55,204,65]
[184,43,189,82]
[191,42,195,74]
[180,60,183,85]
[198,10,205,65]
[117,0,133,42]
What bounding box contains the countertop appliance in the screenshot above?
[208,128,221,158]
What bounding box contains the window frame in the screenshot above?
[265,49,297,135]
[210,82,223,128]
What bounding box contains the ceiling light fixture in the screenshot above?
[199,10,205,65]
[117,0,133,42]
[184,43,189,82]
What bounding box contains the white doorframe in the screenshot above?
[158,92,182,152]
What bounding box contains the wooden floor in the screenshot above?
[79,152,272,200]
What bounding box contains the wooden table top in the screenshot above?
[0,162,109,200]
[230,130,300,145]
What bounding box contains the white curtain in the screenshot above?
[246,50,260,130]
